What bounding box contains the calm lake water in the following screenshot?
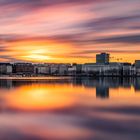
[0,77,140,140]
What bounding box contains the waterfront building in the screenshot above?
[82,63,122,76]
[13,63,34,74]
[58,64,69,75]
[1,53,140,77]
[82,63,102,75]
[96,53,110,64]
[68,65,77,75]
[105,63,122,76]
[0,63,12,74]
[75,64,82,74]
[68,64,82,75]
[50,64,59,75]
[122,63,133,76]
[135,60,140,68]
[34,64,50,75]
[135,60,140,76]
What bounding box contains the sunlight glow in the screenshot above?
[2,85,75,111]
[23,54,51,61]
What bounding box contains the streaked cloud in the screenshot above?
[0,0,140,63]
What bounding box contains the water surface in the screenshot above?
[0,77,140,140]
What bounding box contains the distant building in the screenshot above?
[75,64,82,74]
[82,62,122,76]
[135,60,140,68]
[68,64,82,75]
[13,63,34,74]
[135,60,140,76]
[0,63,12,74]
[96,53,110,64]
[59,64,69,75]
[50,64,59,75]
[122,63,133,76]
[106,63,122,76]
[68,64,77,75]
[34,64,50,75]
[1,53,140,77]
[82,63,102,76]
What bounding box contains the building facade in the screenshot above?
[0,63,12,74]
[96,53,110,64]
[13,63,34,74]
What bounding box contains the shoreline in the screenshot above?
[0,76,73,80]
[0,75,140,80]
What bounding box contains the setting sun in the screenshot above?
[23,54,51,61]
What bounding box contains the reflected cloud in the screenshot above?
[0,78,140,139]
[0,84,75,111]
[1,77,140,112]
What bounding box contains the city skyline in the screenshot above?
[0,52,139,64]
[0,0,140,63]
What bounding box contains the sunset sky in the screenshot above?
[0,0,140,63]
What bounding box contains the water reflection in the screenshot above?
[96,86,109,99]
[1,77,140,99]
[0,77,140,140]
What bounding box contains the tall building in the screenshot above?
[135,60,140,68]
[96,53,110,64]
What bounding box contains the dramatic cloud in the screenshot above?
[95,34,140,44]
[0,0,140,63]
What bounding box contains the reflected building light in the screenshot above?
[0,80,13,89]
[96,86,109,99]
[134,78,140,92]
